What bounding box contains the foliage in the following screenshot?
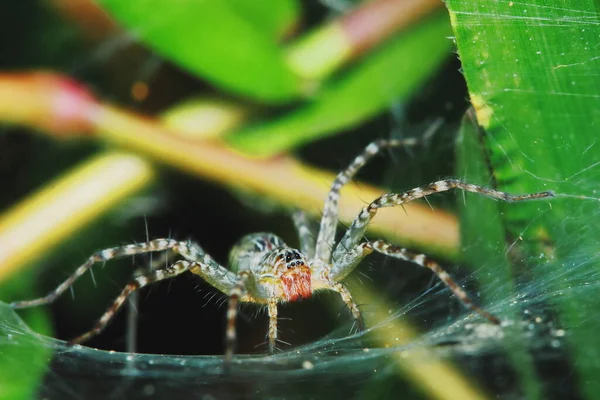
[449,0,600,398]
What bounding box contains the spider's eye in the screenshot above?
[285,253,292,262]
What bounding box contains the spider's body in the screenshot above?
[11,134,554,365]
[228,233,316,303]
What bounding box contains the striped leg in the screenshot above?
[12,239,202,309]
[267,298,278,354]
[333,179,554,262]
[225,271,253,365]
[292,210,316,259]
[314,137,425,264]
[331,282,364,331]
[127,250,177,352]
[370,240,500,324]
[69,260,194,344]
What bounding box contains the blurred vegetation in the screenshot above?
[0,0,598,399]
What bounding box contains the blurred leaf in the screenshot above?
[96,0,303,102]
[226,11,453,157]
[447,0,600,398]
[226,0,300,40]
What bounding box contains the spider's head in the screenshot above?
[278,249,312,302]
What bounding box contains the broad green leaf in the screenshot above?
[96,0,303,102]
[447,1,600,398]
[456,112,543,399]
[226,12,453,156]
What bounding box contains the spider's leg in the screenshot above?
[291,210,317,258]
[330,282,364,331]
[372,240,499,324]
[69,260,194,344]
[175,240,237,294]
[127,251,177,352]
[315,137,423,264]
[333,179,554,261]
[329,242,373,282]
[225,271,253,365]
[267,298,278,354]
[148,249,177,271]
[12,239,193,309]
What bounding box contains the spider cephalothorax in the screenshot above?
[229,233,313,302]
[11,135,554,366]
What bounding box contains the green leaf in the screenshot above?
[447,1,600,398]
[225,0,300,40]
[456,111,543,399]
[96,0,303,102]
[226,11,453,156]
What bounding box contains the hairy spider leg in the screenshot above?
[126,251,179,353]
[267,298,278,354]
[291,210,317,259]
[332,240,500,324]
[69,260,195,344]
[370,240,500,324]
[330,281,365,331]
[177,240,238,293]
[315,138,421,264]
[332,179,554,262]
[314,121,443,265]
[12,238,243,359]
[225,271,253,365]
[10,239,214,309]
[329,242,374,282]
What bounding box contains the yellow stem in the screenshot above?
[0,72,458,282]
[95,104,458,256]
[0,153,153,281]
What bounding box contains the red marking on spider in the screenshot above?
[281,266,312,302]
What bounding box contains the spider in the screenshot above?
[11,137,554,363]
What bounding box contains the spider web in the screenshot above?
[0,237,581,400]
[0,151,593,399]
